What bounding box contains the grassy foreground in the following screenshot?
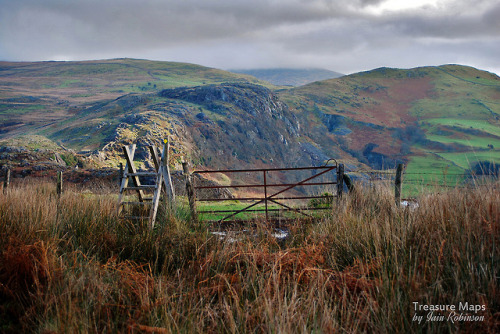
[0,180,498,333]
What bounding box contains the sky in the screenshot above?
[1,0,499,75]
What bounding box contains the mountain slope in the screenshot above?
[0,58,270,137]
[44,82,311,170]
[280,65,500,171]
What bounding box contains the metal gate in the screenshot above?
[192,161,344,224]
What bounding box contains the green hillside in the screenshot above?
[280,65,500,178]
[0,58,269,137]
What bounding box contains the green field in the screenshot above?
[425,118,500,136]
[436,151,500,169]
[198,201,277,221]
[425,132,500,149]
[403,154,467,196]
[196,199,329,222]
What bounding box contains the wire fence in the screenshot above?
[345,165,498,198]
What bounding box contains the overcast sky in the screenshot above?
[1,0,499,75]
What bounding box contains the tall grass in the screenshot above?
[0,180,498,333]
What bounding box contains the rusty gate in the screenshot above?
[191,161,344,224]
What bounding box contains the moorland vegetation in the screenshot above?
[0,179,498,333]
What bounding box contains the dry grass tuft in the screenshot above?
[0,237,59,297]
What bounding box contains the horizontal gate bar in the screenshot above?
[199,207,331,214]
[195,181,337,189]
[197,195,336,202]
[193,165,337,174]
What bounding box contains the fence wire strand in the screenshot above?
[345,166,497,190]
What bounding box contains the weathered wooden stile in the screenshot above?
[118,140,175,229]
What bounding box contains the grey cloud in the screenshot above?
[0,0,498,75]
[383,2,500,40]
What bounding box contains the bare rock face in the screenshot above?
[160,83,297,122]
[53,153,67,166]
[158,83,316,169]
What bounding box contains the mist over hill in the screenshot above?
[0,59,499,179]
[230,68,344,86]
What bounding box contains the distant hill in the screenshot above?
[0,58,273,138]
[230,68,344,86]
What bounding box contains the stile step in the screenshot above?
[120,201,153,206]
[125,172,158,177]
[123,185,157,191]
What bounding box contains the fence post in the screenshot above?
[263,170,269,223]
[395,163,403,206]
[3,168,11,193]
[57,171,63,198]
[343,173,354,193]
[182,162,197,222]
[337,164,344,199]
[119,163,123,187]
[163,137,175,205]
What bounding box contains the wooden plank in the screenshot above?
[119,163,123,187]
[149,162,164,230]
[127,172,158,176]
[149,145,161,172]
[124,185,157,191]
[162,138,176,204]
[117,163,129,215]
[120,201,153,206]
[123,145,145,202]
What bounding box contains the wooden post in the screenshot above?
[182,162,197,222]
[337,163,344,200]
[3,169,10,193]
[57,171,63,198]
[395,163,403,206]
[343,173,354,193]
[162,138,175,204]
[122,145,145,202]
[149,160,164,230]
[150,145,161,171]
[119,163,123,187]
[263,170,269,223]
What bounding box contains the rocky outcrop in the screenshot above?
[158,83,313,168]
[160,83,298,124]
